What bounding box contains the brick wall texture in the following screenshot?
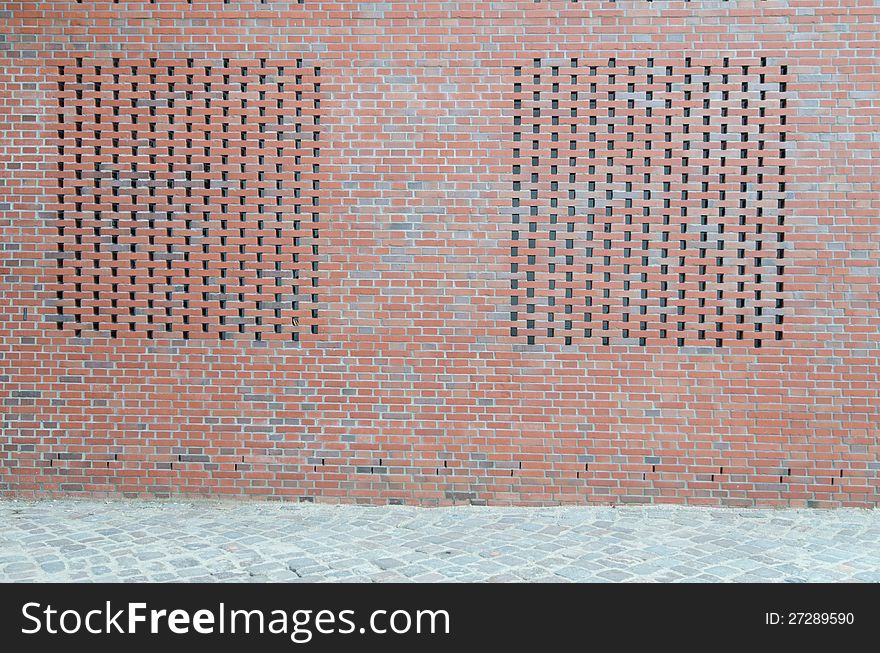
[2,1,879,507]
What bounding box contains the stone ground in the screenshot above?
[0,500,878,582]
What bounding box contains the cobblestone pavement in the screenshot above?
[1,501,878,582]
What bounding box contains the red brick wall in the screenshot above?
[2,1,878,507]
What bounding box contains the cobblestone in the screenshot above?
[0,501,877,582]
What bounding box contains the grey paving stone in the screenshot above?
[3,562,35,574]
[40,561,65,573]
[597,570,633,581]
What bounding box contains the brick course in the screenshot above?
[1,1,878,507]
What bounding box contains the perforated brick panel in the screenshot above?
[510,57,787,347]
[49,57,321,340]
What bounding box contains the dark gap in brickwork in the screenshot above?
[510,57,786,346]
